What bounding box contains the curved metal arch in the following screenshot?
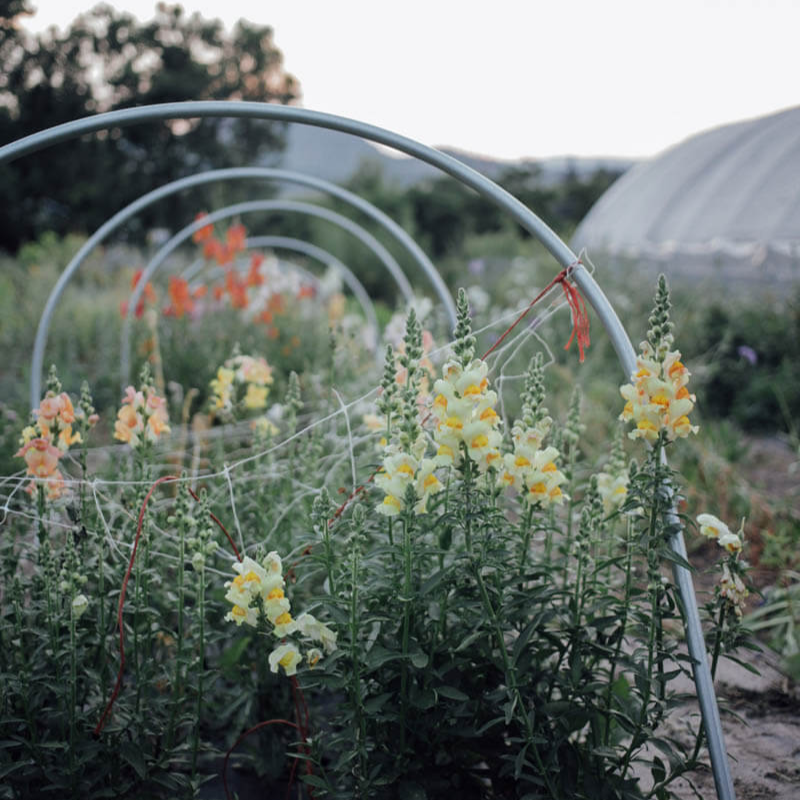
[3,101,635,373]
[182,237,380,357]
[121,199,408,387]
[243,236,380,354]
[3,101,734,800]
[124,235,381,375]
[28,166,454,408]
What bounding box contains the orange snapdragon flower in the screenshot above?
[226,223,247,255]
[192,212,214,243]
[246,253,265,287]
[164,276,196,318]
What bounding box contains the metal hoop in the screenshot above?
[30,164,448,406]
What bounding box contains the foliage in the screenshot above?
[0,280,756,798]
[0,2,299,251]
[685,287,800,432]
[349,163,622,259]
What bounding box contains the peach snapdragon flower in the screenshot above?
[16,385,96,500]
[114,382,170,448]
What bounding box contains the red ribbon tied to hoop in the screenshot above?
[559,269,591,363]
[482,261,590,363]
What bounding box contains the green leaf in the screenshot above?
[364,692,393,714]
[511,619,539,666]
[420,569,445,595]
[365,645,403,670]
[722,653,761,675]
[219,634,252,670]
[120,741,147,780]
[0,760,35,780]
[301,774,330,789]
[455,631,483,652]
[437,685,468,702]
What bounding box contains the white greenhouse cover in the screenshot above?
[572,106,800,283]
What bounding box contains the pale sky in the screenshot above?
[20,0,800,160]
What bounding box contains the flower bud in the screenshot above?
[71,593,89,619]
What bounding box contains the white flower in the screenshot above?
[296,612,338,653]
[269,643,302,676]
[306,648,323,668]
[71,593,89,619]
[697,513,731,540]
[718,531,742,555]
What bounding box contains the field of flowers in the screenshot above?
[0,214,790,799]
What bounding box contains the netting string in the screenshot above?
[327,265,588,524]
[481,260,587,361]
[94,477,242,735]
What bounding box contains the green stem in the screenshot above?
[349,548,367,794]
[166,515,186,753]
[473,564,557,798]
[620,438,664,779]
[519,506,534,572]
[399,515,413,753]
[323,518,338,597]
[603,517,634,746]
[462,451,474,556]
[191,569,206,778]
[69,610,77,797]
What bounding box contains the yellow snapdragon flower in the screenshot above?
[619,343,698,443]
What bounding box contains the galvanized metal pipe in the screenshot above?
[243,235,381,357]
[121,199,413,388]
[28,166,448,407]
[2,101,734,800]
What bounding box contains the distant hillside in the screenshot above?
[269,123,635,190]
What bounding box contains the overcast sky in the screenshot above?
[21,0,800,160]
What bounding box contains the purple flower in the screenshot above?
[737,345,757,366]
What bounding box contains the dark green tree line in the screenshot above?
[0,2,299,251]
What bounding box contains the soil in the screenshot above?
[666,645,800,800]
[667,434,800,799]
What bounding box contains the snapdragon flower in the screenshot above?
[296,612,338,653]
[619,277,698,444]
[223,551,335,674]
[210,352,274,416]
[430,358,503,473]
[269,643,302,676]
[696,513,743,554]
[16,375,96,500]
[719,564,749,617]
[375,440,443,516]
[497,355,566,508]
[596,430,630,514]
[113,380,170,448]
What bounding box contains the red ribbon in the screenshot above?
[559,273,591,363]
[481,261,589,362]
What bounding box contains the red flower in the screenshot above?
[192,212,213,243]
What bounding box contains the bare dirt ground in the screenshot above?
[666,646,800,800]
[669,434,800,799]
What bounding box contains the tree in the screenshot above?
[0,2,300,251]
